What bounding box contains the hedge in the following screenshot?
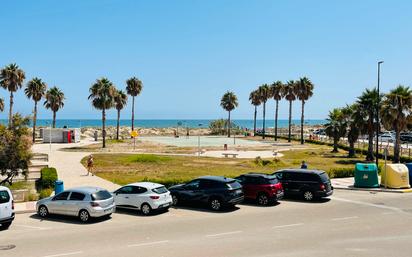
[39,167,58,189]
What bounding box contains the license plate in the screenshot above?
[161,203,171,208]
[235,189,242,194]
[104,207,113,212]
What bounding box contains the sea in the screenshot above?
[0,119,326,129]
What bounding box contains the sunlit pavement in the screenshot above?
[2,190,412,257]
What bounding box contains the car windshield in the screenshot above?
[152,186,168,194]
[91,190,112,201]
[267,178,279,184]
[225,181,242,190]
[319,172,330,182]
[0,190,10,204]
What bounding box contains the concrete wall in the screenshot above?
[42,128,81,143]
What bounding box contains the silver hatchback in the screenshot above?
[36,187,115,222]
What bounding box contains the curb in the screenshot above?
[333,186,412,193]
[15,210,37,215]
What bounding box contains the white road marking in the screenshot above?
[15,224,51,230]
[206,230,243,237]
[272,223,304,229]
[42,251,83,257]
[127,240,169,248]
[331,216,358,221]
[331,196,405,213]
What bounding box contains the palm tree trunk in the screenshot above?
[8,91,13,127]
[394,126,401,163]
[348,139,355,157]
[333,134,339,152]
[300,100,305,145]
[52,111,56,128]
[116,109,120,140]
[131,96,135,132]
[32,101,38,142]
[253,105,257,135]
[228,110,231,137]
[288,100,292,142]
[275,100,279,141]
[102,108,106,148]
[262,101,266,139]
[366,116,375,161]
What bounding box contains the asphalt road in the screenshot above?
[1,190,412,257]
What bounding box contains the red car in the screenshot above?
[235,173,284,205]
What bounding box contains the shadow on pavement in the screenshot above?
[29,213,112,225]
[280,196,331,204]
[239,199,281,207]
[115,207,169,217]
[171,203,240,213]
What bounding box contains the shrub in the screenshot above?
[39,188,53,199]
[328,167,354,178]
[39,167,58,189]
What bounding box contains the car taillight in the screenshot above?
[276,183,283,190]
[90,202,100,207]
[12,200,14,210]
[150,196,160,200]
[320,184,326,190]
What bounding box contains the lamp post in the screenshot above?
[198,123,202,157]
[376,61,384,168]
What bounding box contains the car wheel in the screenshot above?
[257,193,269,206]
[38,205,49,218]
[1,222,11,229]
[171,194,179,206]
[209,198,222,211]
[302,190,314,201]
[141,203,152,215]
[79,209,90,223]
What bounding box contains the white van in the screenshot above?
[0,186,15,229]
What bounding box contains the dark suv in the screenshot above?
[273,169,333,201]
[235,173,283,205]
[168,176,244,211]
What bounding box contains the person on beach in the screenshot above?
[301,161,308,169]
[87,154,94,176]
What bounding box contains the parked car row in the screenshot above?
[0,169,334,229]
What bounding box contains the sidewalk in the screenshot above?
[14,201,37,214]
[332,177,412,193]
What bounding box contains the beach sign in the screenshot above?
[130,130,139,138]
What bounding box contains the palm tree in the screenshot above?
[44,87,65,128]
[271,81,284,141]
[249,90,261,135]
[89,78,116,148]
[380,85,412,163]
[357,88,380,161]
[0,63,26,126]
[220,91,238,137]
[0,98,4,112]
[257,84,271,139]
[126,77,143,132]
[25,77,47,142]
[341,104,362,157]
[324,108,347,153]
[283,80,297,142]
[296,77,314,144]
[114,90,128,140]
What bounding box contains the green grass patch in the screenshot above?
[6,181,34,190]
[84,146,369,187]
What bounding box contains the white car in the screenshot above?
[113,182,173,215]
[378,134,395,143]
[0,186,15,229]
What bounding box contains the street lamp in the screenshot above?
[376,61,384,167]
[198,123,202,156]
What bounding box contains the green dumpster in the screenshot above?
[354,163,379,188]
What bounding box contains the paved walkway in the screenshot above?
[332,177,412,193]
[32,139,119,192]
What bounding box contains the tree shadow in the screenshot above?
[335,159,360,165]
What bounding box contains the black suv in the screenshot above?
[273,169,333,201]
[168,176,244,211]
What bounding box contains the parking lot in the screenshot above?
[1,190,412,257]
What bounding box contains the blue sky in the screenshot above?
[0,0,411,120]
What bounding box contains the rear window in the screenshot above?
[91,190,112,201]
[319,172,330,182]
[267,178,279,184]
[225,181,242,190]
[0,190,10,204]
[152,186,168,194]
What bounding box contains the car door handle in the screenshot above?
[125,197,129,199]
